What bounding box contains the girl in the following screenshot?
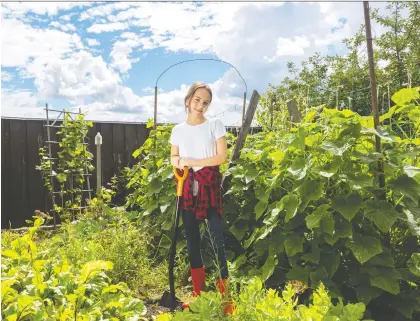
[169,81,234,315]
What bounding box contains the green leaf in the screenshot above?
[321,215,335,235]
[310,267,329,288]
[287,157,308,180]
[402,203,420,236]
[407,253,420,277]
[322,141,352,156]
[342,302,366,321]
[389,174,420,203]
[403,165,420,178]
[285,234,304,257]
[346,233,383,264]
[255,186,270,203]
[314,157,343,178]
[79,260,113,283]
[394,297,420,319]
[298,179,324,210]
[360,127,396,142]
[146,179,163,196]
[354,285,382,306]
[245,168,259,184]
[229,220,249,241]
[391,87,420,105]
[302,242,321,264]
[320,251,340,278]
[290,127,306,149]
[363,200,399,233]
[269,150,285,166]
[261,255,277,282]
[331,192,362,222]
[263,207,281,226]
[305,204,329,229]
[367,247,395,268]
[281,194,299,223]
[286,266,309,285]
[370,275,400,295]
[254,201,268,220]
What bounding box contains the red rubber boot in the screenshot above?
[182,266,206,310]
[216,278,235,315]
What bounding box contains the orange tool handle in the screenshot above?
[174,166,189,196]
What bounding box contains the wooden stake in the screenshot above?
[364,1,385,189]
[222,90,260,191]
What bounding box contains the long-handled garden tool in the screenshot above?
[159,166,189,310]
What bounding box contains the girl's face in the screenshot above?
[187,88,211,117]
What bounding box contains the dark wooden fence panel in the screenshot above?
[1,117,260,229]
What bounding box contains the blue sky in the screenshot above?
[1,1,388,125]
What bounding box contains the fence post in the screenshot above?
[95,132,102,195]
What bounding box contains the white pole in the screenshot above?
[95,132,102,195]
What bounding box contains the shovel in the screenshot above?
[159,165,189,310]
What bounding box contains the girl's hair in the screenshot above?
[184,81,212,111]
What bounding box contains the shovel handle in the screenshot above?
[174,166,189,196]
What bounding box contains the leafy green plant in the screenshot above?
[222,87,420,321]
[37,112,94,222]
[155,277,369,321]
[1,216,147,321]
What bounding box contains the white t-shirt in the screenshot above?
[170,117,227,195]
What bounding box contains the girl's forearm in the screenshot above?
[189,154,228,167]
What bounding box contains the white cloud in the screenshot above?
[1,2,91,17]
[264,36,311,62]
[87,22,130,34]
[1,18,84,68]
[50,21,77,32]
[1,71,14,82]
[110,39,140,74]
[1,89,41,118]
[86,38,100,46]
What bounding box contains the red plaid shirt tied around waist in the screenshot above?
[176,166,223,220]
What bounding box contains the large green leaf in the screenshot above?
[286,266,310,284]
[391,87,420,105]
[245,168,259,184]
[281,194,299,223]
[261,256,277,282]
[346,233,383,264]
[313,157,343,178]
[254,201,268,220]
[394,297,420,319]
[310,266,329,287]
[363,200,399,233]
[403,165,420,178]
[298,179,324,210]
[370,273,400,295]
[287,157,308,180]
[320,250,340,278]
[285,234,304,257]
[407,253,420,277]
[401,201,420,236]
[360,127,397,142]
[305,204,329,229]
[322,140,352,156]
[354,285,383,305]
[331,192,363,222]
[229,220,249,241]
[388,174,420,203]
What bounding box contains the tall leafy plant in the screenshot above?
[37,112,94,222]
[223,87,420,320]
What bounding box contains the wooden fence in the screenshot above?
[1,117,261,229]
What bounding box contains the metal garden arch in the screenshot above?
[153,58,248,129]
